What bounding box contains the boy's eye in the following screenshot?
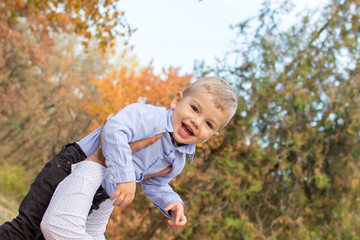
[206,121,213,129]
[191,106,198,113]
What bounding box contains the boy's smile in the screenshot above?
[179,122,194,138]
[170,87,229,145]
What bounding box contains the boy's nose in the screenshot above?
[191,118,200,128]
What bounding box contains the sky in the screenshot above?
[119,0,328,74]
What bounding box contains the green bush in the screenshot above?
[0,162,30,201]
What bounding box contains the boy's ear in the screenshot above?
[209,132,219,139]
[204,132,219,143]
[170,91,183,109]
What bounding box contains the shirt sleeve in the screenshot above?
[141,176,184,218]
[101,104,166,190]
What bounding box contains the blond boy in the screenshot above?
[41,77,238,239]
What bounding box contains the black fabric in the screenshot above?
[0,143,109,240]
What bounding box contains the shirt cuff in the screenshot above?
[105,165,136,184]
[157,198,184,218]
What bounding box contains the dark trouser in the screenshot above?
[0,143,109,240]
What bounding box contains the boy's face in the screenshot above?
[170,86,229,145]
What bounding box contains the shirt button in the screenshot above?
[109,175,114,179]
[105,160,110,166]
[66,161,71,165]
[160,156,164,160]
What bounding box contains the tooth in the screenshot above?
[187,125,193,134]
[186,125,192,133]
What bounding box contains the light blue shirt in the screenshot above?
[77,103,196,216]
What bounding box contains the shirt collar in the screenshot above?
[166,109,196,163]
[165,109,174,133]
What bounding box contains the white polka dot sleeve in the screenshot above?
[41,161,113,240]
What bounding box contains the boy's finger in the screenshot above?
[167,220,175,228]
[121,194,134,207]
[113,193,125,206]
[167,220,183,229]
[110,191,119,200]
[164,202,175,212]
[174,213,180,225]
[178,215,187,226]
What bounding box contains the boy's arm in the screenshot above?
[140,176,184,217]
[87,151,136,208]
[101,104,166,183]
[94,111,163,207]
[101,104,166,204]
[141,177,187,228]
[111,165,172,208]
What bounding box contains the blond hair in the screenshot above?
[183,77,238,126]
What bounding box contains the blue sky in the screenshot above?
[119,0,328,74]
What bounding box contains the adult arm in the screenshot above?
[88,135,163,167]
[41,136,166,240]
[41,114,165,240]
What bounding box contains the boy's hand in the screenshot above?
[110,181,136,207]
[164,202,187,228]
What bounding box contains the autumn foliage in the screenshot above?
[0,0,131,172]
[87,66,192,128]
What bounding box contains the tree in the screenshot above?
[0,0,131,55]
[182,0,359,239]
[0,0,130,199]
[99,0,359,239]
[0,32,107,173]
[88,66,193,128]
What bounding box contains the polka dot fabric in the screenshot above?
[41,161,114,240]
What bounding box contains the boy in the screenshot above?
[41,77,238,239]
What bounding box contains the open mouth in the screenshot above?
[180,122,194,137]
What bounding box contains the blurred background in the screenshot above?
[0,0,359,239]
